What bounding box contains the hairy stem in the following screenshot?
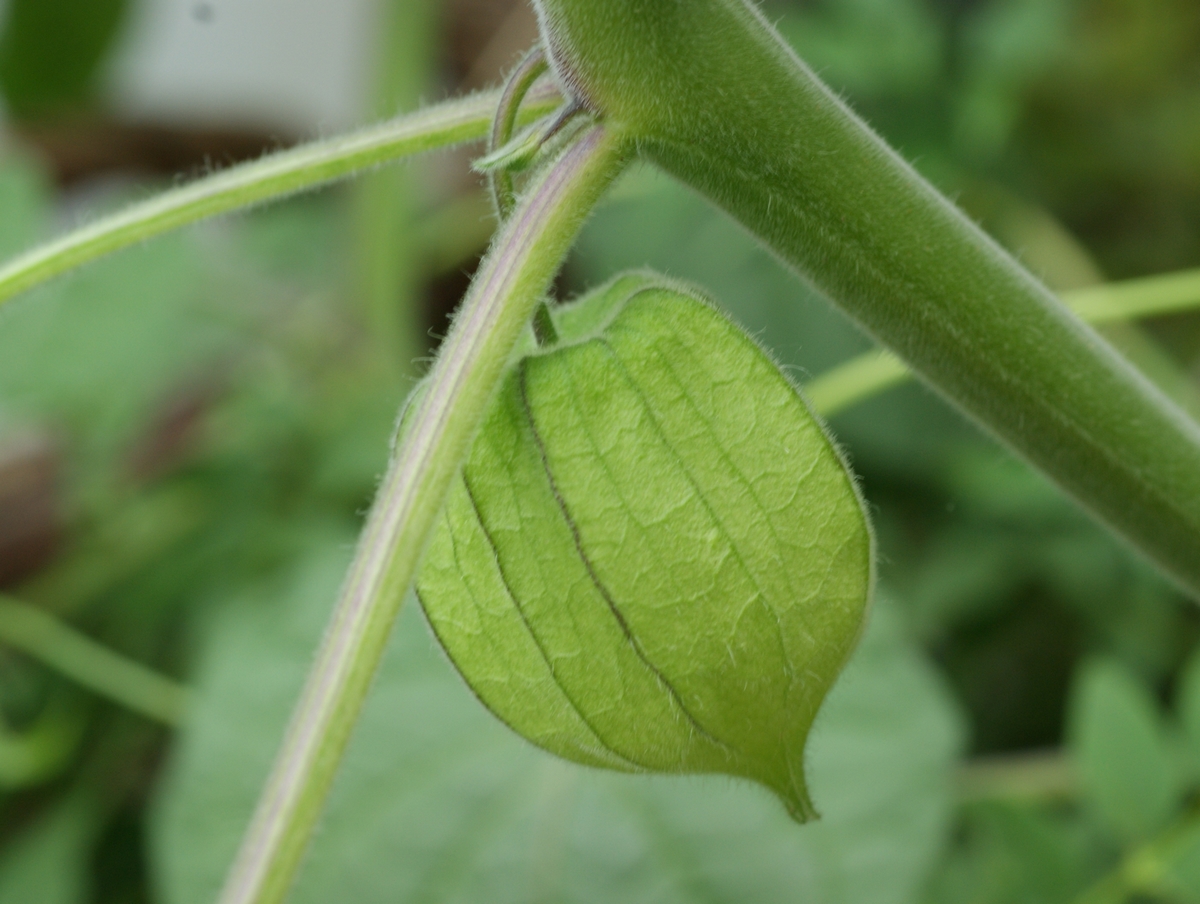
[807,266,1200,417]
[0,595,186,726]
[215,124,628,904]
[0,83,561,311]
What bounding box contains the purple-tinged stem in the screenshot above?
[216,123,628,904]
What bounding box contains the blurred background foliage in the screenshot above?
[0,0,1198,901]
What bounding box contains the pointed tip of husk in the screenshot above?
[778,782,819,824]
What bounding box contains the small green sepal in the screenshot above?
[474,122,546,173]
[476,102,587,176]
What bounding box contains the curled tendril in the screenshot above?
[488,46,550,221]
[487,45,593,348]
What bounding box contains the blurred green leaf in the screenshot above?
[922,800,1089,904]
[151,537,962,904]
[0,0,128,118]
[0,794,99,904]
[231,197,346,291]
[953,0,1073,160]
[775,0,943,98]
[1069,657,1180,844]
[0,231,240,471]
[1176,646,1200,779]
[0,156,49,259]
[1159,818,1200,903]
[0,690,87,789]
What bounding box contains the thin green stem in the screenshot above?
[351,0,436,373]
[1069,268,1200,322]
[956,749,1074,802]
[0,83,562,311]
[805,351,910,419]
[0,595,187,726]
[215,124,629,904]
[806,266,1200,417]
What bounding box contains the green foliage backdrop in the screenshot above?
[0,0,1198,901]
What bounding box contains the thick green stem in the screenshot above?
[0,84,560,311]
[215,124,628,904]
[806,266,1200,417]
[532,0,1200,597]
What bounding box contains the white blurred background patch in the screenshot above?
[105,0,380,134]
